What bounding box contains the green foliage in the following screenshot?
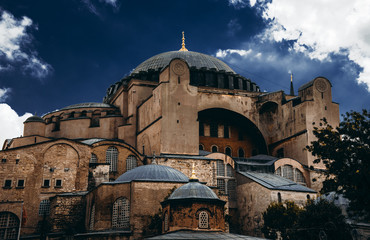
[292,199,351,240]
[261,201,302,239]
[306,109,370,220]
[262,200,351,240]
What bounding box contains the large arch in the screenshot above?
[198,108,267,157]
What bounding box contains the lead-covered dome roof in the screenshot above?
[168,179,220,200]
[131,51,235,74]
[115,164,189,183]
[24,115,44,123]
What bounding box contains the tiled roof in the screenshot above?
[115,164,189,183]
[132,51,235,75]
[238,171,316,193]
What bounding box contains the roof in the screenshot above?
[146,230,266,239]
[24,115,45,123]
[132,51,235,75]
[80,138,107,145]
[168,179,220,200]
[60,102,117,111]
[238,171,316,193]
[115,164,189,183]
[235,154,278,166]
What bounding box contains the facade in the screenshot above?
[0,40,339,239]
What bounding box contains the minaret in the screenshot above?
[290,73,294,96]
[179,31,188,51]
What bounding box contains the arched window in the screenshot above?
[275,167,281,176]
[211,145,218,153]
[199,144,204,151]
[106,147,118,172]
[89,204,95,230]
[90,111,100,127]
[80,110,87,117]
[278,192,282,203]
[0,212,19,240]
[90,153,97,163]
[112,197,130,229]
[225,147,232,157]
[294,168,305,184]
[282,165,294,181]
[39,200,50,216]
[164,212,169,232]
[126,155,137,171]
[198,211,209,229]
[238,148,245,158]
[69,112,75,118]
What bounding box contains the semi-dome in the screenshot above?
[115,164,189,183]
[168,179,219,200]
[131,51,235,75]
[61,102,117,111]
[24,115,45,123]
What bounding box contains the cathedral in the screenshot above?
[0,34,339,239]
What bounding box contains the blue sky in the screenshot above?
[0,0,369,143]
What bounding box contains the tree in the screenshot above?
[262,200,351,240]
[261,201,302,239]
[306,109,370,220]
[293,199,351,240]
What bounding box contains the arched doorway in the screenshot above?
[0,211,19,240]
[198,108,267,157]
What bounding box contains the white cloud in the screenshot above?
[0,103,32,147]
[0,87,11,102]
[0,9,52,79]
[255,0,370,90]
[228,0,256,8]
[82,0,120,16]
[216,49,252,58]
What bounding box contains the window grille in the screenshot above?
[90,153,97,163]
[225,147,232,156]
[226,164,234,177]
[294,169,305,184]
[89,204,95,230]
[0,212,19,240]
[211,145,218,153]
[210,123,218,137]
[39,200,50,216]
[238,148,245,158]
[217,179,225,193]
[126,155,137,171]
[275,167,281,176]
[282,165,294,181]
[106,147,118,172]
[217,161,225,176]
[164,212,169,232]
[198,211,209,229]
[112,197,130,228]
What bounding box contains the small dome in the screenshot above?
[115,164,189,183]
[132,51,235,75]
[60,102,117,111]
[168,179,219,200]
[24,115,45,123]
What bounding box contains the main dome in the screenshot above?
[131,51,235,75]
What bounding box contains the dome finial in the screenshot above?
[190,162,197,179]
[179,31,188,52]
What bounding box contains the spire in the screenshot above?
[190,163,197,179]
[179,31,188,52]
[290,73,294,96]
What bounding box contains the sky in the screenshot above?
[0,0,370,144]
